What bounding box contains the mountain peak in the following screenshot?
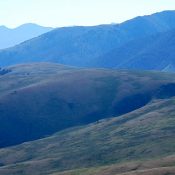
[0,25,10,30]
[0,23,53,49]
[13,23,52,30]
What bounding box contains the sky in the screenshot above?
[1,0,175,28]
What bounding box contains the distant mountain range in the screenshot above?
[0,11,175,71]
[0,23,53,49]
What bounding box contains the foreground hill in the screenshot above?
[0,23,53,49]
[55,158,175,175]
[94,29,175,71]
[54,155,175,175]
[0,11,175,67]
[0,63,175,148]
[0,96,175,174]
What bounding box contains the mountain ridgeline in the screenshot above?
[0,11,175,71]
[0,23,53,49]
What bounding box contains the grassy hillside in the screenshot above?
[0,97,175,174]
[53,156,175,175]
[0,11,175,67]
[1,63,175,148]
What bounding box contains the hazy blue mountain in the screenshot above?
[93,29,175,71]
[0,10,175,67]
[118,29,175,71]
[0,23,53,49]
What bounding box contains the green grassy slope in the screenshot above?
[1,63,175,147]
[0,97,175,174]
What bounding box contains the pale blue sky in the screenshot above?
[1,0,175,28]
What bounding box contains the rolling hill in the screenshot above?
[0,94,175,174]
[0,11,175,67]
[0,23,53,49]
[0,62,175,149]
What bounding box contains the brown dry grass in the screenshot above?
[53,155,175,175]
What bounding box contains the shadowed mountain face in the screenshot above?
[0,11,175,67]
[0,63,175,148]
[0,23,53,49]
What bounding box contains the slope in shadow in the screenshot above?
[0,64,175,148]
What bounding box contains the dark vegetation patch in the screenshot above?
[0,68,11,75]
[155,83,175,99]
[113,93,152,116]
